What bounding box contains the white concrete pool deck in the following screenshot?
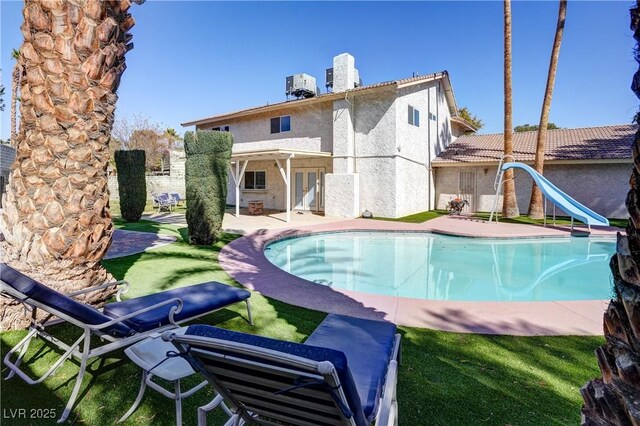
[218,215,620,336]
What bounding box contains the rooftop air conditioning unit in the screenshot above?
[286,73,317,99]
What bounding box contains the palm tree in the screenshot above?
[581,2,640,423]
[0,0,143,330]
[10,48,22,146]
[528,0,567,219]
[165,127,180,149]
[502,0,519,218]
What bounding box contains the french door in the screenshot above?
[293,168,324,212]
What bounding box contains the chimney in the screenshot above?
[332,53,357,92]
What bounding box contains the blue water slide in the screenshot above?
[501,162,609,227]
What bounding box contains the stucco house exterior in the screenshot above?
[182,53,474,220]
[433,124,636,218]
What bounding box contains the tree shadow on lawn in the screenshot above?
[397,326,603,425]
[0,295,328,425]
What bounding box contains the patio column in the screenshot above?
[229,160,249,217]
[286,156,291,223]
[275,156,292,223]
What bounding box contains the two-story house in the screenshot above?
[182,53,473,220]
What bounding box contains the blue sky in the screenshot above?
[0,1,636,138]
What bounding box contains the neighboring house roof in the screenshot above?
[433,124,636,165]
[182,71,459,127]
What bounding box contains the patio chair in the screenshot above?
[170,193,185,206]
[0,263,253,423]
[163,313,401,426]
[152,193,177,212]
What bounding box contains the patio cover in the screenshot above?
[229,148,332,222]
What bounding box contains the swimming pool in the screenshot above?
[264,232,615,302]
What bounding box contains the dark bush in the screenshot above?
[184,131,232,245]
[114,150,147,222]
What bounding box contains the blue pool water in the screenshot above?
[264,232,615,302]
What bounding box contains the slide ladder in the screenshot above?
[489,159,609,230]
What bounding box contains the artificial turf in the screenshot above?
[0,220,604,425]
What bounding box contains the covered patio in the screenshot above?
[228,148,332,222]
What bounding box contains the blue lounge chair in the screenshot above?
[170,193,185,206]
[152,193,177,212]
[164,314,400,426]
[0,263,253,423]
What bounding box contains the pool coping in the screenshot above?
[218,216,620,336]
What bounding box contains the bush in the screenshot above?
[114,150,147,222]
[184,131,232,245]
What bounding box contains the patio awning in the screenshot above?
[228,149,332,222]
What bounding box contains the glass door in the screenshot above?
[292,168,324,212]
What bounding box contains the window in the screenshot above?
[244,171,266,190]
[408,105,420,127]
[212,126,230,132]
[270,115,291,134]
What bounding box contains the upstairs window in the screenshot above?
[212,126,230,132]
[244,171,266,190]
[408,105,420,127]
[270,115,291,134]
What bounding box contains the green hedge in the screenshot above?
[185,131,232,245]
[114,150,146,222]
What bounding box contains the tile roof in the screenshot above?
[433,124,637,164]
[182,72,449,127]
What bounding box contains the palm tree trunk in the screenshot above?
[10,55,21,146]
[502,0,519,218]
[0,0,139,330]
[581,2,640,424]
[528,0,567,219]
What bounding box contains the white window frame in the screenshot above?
[243,170,267,190]
[212,125,230,132]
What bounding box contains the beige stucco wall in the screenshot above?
[434,162,632,219]
[227,158,333,210]
[108,150,186,202]
[352,89,397,217]
[193,79,457,218]
[197,102,333,154]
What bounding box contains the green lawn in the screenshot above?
[373,210,448,223]
[374,208,628,229]
[108,200,187,218]
[472,212,628,229]
[0,221,604,425]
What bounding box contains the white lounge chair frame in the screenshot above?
[1,279,253,423]
[164,331,401,426]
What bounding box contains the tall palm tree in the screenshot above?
[10,48,22,146]
[581,2,640,423]
[0,0,143,330]
[502,0,519,218]
[528,0,567,219]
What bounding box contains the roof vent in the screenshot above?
[286,73,318,100]
[325,68,334,91]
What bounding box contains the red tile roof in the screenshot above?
[433,124,636,164]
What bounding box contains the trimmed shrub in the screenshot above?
[114,150,147,222]
[184,131,232,245]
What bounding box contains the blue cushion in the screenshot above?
[0,263,134,338]
[104,282,250,332]
[185,324,368,426]
[305,314,398,423]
